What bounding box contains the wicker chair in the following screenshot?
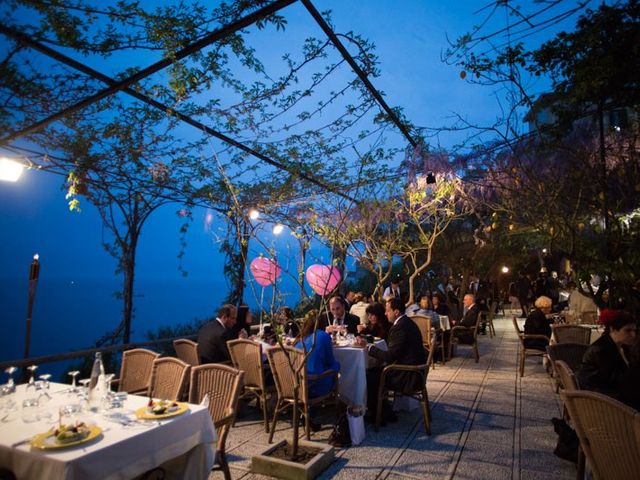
[483,302,498,338]
[227,339,275,432]
[552,325,591,345]
[173,339,200,366]
[449,312,481,363]
[266,346,338,443]
[117,348,160,394]
[149,357,190,401]
[555,360,586,479]
[546,343,588,392]
[411,315,446,366]
[375,335,436,435]
[189,364,244,480]
[561,390,640,480]
[512,317,550,377]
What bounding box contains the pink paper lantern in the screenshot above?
[250,257,281,287]
[305,264,341,296]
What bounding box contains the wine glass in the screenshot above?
[25,365,38,391]
[67,370,80,394]
[38,374,52,401]
[78,378,91,400]
[2,366,17,394]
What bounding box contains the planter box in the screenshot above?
[251,439,334,480]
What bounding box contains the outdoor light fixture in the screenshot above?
[272,224,284,235]
[426,171,436,184]
[0,157,25,182]
[542,248,548,254]
[248,209,260,220]
[501,266,509,274]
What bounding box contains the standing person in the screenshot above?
[349,292,370,325]
[326,296,360,335]
[358,298,426,423]
[383,276,404,302]
[197,304,242,364]
[516,272,533,318]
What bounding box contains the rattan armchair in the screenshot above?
[375,335,436,435]
[266,346,338,443]
[449,312,481,363]
[552,325,591,345]
[546,343,588,392]
[189,364,244,480]
[227,339,275,432]
[411,315,446,366]
[116,348,160,394]
[173,339,200,366]
[512,317,550,377]
[561,390,640,480]
[149,357,190,401]
[483,301,498,338]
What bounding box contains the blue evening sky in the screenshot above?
[0,1,590,361]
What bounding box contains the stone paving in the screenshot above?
[209,313,577,479]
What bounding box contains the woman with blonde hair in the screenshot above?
[524,296,553,350]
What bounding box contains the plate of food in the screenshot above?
[31,422,102,450]
[135,400,188,420]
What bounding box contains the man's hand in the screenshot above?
[325,325,335,334]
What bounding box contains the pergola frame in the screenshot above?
[0,0,416,204]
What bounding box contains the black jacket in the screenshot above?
[460,304,480,328]
[523,308,551,350]
[329,312,360,335]
[577,333,629,400]
[197,319,233,364]
[368,315,427,393]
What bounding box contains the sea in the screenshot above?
[1,276,228,381]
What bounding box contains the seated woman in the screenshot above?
[232,305,252,338]
[524,296,553,350]
[577,309,637,406]
[295,315,340,400]
[357,302,391,340]
[432,293,450,316]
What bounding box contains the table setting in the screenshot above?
[0,366,216,480]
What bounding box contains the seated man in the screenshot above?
[358,298,426,423]
[452,293,480,344]
[326,296,360,335]
[197,304,243,364]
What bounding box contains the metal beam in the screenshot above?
[300,0,417,148]
[0,24,357,203]
[0,0,298,145]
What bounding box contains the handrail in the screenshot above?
[0,334,197,370]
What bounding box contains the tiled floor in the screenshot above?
[209,313,577,479]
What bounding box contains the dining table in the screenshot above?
[0,382,216,480]
[332,338,387,410]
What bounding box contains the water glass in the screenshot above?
[59,403,82,426]
[67,370,80,394]
[22,398,40,423]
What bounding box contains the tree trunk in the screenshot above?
[121,239,137,345]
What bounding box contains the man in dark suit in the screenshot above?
[359,297,427,422]
[197,304,242,364]
[326,296,360,335]
[452,293,480,343]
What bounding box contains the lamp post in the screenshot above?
[24,254,40,360]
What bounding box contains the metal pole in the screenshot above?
[24,253,40,360]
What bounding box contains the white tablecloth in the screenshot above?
[0,383,216,480]
[333,339,386,409]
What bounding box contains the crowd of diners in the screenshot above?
[195,274,640,447]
